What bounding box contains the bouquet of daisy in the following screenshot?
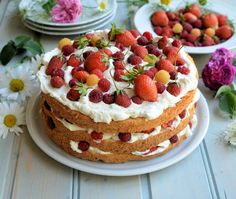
[0,36,43,139]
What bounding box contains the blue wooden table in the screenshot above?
[0,0,235,198]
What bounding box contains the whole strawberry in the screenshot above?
[108,24,137,47]
[134,74,157,102]
[67,54,81,67]
[151,11,169,27]
[46,55,65,75]
[84,51,108,73]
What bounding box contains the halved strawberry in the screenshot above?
[134,74,157,102]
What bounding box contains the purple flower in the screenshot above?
[202,48,236,91]
[51,0,82,23]
[202,61,235,90]
[210,48,234,65]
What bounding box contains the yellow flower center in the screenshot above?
[99,2,106,10]
[161,0,171,5]
[4,114,17,128]
[9,79,24,92]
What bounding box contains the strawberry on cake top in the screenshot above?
[37,24,199,124]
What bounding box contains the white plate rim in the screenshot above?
[20,0,116,27]
[23,12,116,36]
[26,92,209,176]
[134,3,236,54]
[24,5,116,31]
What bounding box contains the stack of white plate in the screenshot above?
[19,0,117,36]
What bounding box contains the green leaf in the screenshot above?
[0,41,17,65]
[23,40,44,56]
[219,92,236,118]
[14,35,31,48]
[42,0,56,15]
[215,84,234,98]
[233,58,236,66]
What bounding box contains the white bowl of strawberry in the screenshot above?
[134,1,236,54]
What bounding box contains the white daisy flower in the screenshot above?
[0,64,39,103]
[225,120,236,146]
[27,54,43,74]
[0,102,25,139]
[97,0,109,11]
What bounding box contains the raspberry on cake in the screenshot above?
[37,25,200,163]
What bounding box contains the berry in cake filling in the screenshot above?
[78,141,90,151]
[118,133,131,142]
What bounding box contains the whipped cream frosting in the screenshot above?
[37,30,198,123]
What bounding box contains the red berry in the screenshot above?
[78,141,89,151]
[115,42,125,51]
[169,135,178,144]
[115,92,131,108]
[62,45,75,56]
[114,69,125,82]
[98,78,111,92]
[51,68,64,79]
[131,96,143,104]
[127,54,142,65]
[103,93,114,104]
[143,31,153,41]
[192,19,202,29]
[158,36,168,49]
[149,67,158,74]
[71,66,84,76]
[179,109,187,119]
[100,48,112,56]
[155,81,166,94]
[50,76,64,88]
[156,59,175,73]
[144,70,155,79]
[162,119,174,129]
[83,50,93,59]
[74,70,89,83]
[67,86,81,101]
[176,58,185,66]
[91,69,103,79]
[67,54,81,67]
[169,71,178,80]
[154,26,162,35]
[130,29,140,38]
[167,83,181,96]
[118,133,131,142]
[177,66,190,75]
[89,89,103,103]
[186,34,197,43]
[69,78,78,87]
[137,36,149,46]
[172,40,182,48]
[189,122,193,129]
[183,23,193,32]
[112,51,124,60]
[113,60,124,70]
[91,131,103,140]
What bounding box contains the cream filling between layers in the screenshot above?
[37,30,198,124]
[53,99,197,143]
[69,115,197,156]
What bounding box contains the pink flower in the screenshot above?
[50,0,82,23]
